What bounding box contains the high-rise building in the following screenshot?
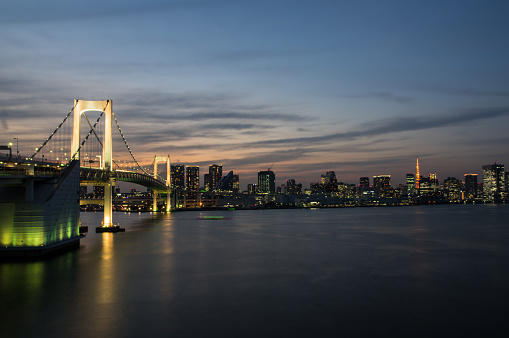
[419,174,439,197]
[170,164,185,190]
[209,164,222,191]
[321,171,338,193]
[186,166,200,191]
[232,174,239,193]
[444,177,461,201]
[286,179,302,194]
[373,175,391,197]
[204,173,210,192]
[258,170,275,194]
[215,171,234,192]
[482,163,505,200]
[359,177,369,188]
[406,173,415,196]
[464,174,478,199]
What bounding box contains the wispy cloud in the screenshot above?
[344,91,413,103]
[0,0,231,25]
[424,86,509,98]
[247,107,509,147]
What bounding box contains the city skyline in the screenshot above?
[1,1,509,188]
[160,158,501,194]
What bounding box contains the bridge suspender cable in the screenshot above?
[111,112,151,176]
[30,101,79,159]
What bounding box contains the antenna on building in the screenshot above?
[416,155,420,189]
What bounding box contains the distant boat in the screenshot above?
[199,215,225,220]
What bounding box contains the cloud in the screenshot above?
[1,116,8,130]
[189,148,311,169]
[200,123,275,130]
[0,0,231,25]
[247,107,509,147]
[344,91,413,103]
[424,86,509,98]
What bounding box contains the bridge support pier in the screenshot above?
[153,191,158,212]
[153,155,171,212]
[71,99,124,232]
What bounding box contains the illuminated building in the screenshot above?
[186,165,199,191]
[0,161,81,255]
[186,165,200,201]
[482,163,505,200]
[247,183,257,194]
[406,173,415,196]
[419,174,439,196]
[286,179,302,194]
[209,164,222,191]
[204,173,210,191]
[93,185,105,199]
[233,174,239,193]
[464,174,478,199]
[444,177,461,201]
[170,164,185,190]
[359,177,369,188]
[258,170,275,194]
[80,185,88,199]
[216,171,234,192]
[373,175,391,197]
[321,171,338,193]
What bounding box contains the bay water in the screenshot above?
[1,205,509,337]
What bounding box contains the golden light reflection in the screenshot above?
[97,232,115,304]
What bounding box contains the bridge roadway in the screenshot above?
[0,156,168,192]
[80,167,168,191]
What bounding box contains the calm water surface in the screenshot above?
[1,205,509,337]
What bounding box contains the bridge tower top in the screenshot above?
[72,99,112,172]
[153,155,171,187]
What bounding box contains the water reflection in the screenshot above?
[98,233,115,305]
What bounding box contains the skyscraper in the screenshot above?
[215,171,234,192]
[406,173,415,196]
[209,164,222,191]
[233,174,239,193]
[359,177,369,188]
[444,177,461,201]
[464,174,478,199]
[373,175,391,197]
[321,171,338,193]
[170,164,185,190]
[204,174,210,191]
[482,163,505,200]
[258,170,275,194]
[186,166,200,191]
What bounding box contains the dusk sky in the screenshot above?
[1,0,508,189]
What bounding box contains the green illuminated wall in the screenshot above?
[0,161,80,248]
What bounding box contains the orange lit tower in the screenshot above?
[416,156,420,189]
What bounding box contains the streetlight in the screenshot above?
[13,138,18,158]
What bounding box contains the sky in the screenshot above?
[1,0,509,190]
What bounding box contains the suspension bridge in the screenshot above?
[0,99,172,256]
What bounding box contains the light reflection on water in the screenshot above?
[1,205,509,337]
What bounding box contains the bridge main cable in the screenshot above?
[112,112,151,176]
[31,101,78,159]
